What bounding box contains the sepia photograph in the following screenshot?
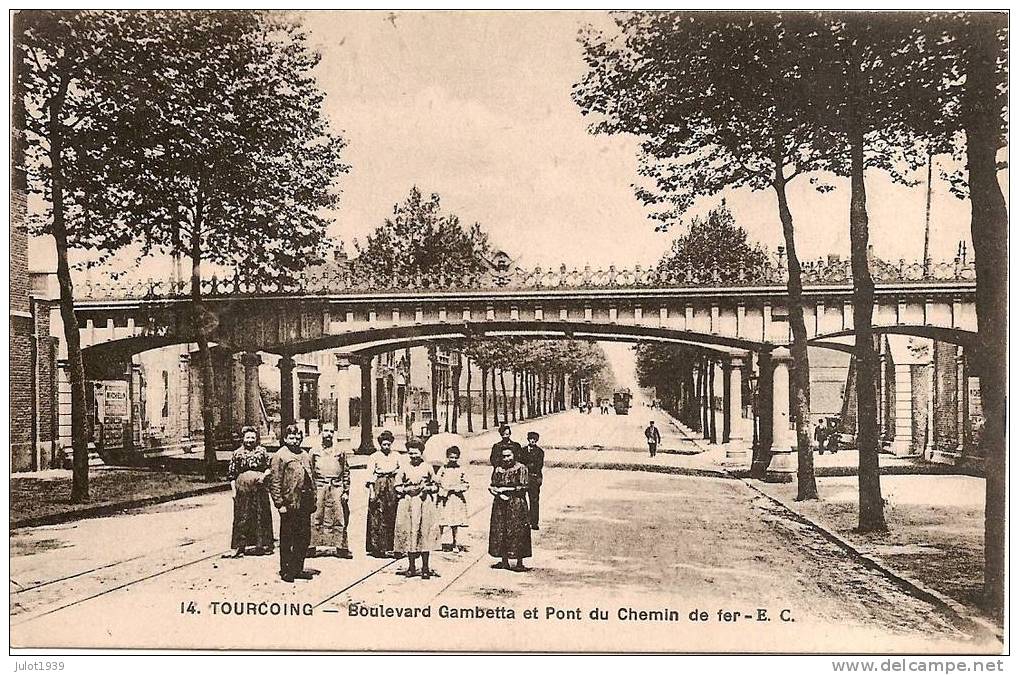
[7,9,1008,657]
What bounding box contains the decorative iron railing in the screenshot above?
[76,255,977,302]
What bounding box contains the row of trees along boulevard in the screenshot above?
[461,338,615,433]
[16,10,349,492]
[574,10,1006,620]
[350,187,617,435]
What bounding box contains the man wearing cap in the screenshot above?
[490,424,523,467]
[522,431,544,530]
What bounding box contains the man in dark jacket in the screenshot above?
[644,421,662,458]
[522,431,544,530]
[490,424,522,467]
[270,424,317,582]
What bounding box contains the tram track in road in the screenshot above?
[11,553,148,595]
[313,465,589,611]
[312,493,502,611]
[11,546,233,627]
[10,510,235,626]
[425,465,586,604]
[10,520,233,596]
[14,462,589,627]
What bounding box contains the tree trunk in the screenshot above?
[708,360,717,444]
[499,369,509,423]
[189,219,219,482]
[847,40,886,532]
[519,371,526,419]
[491,368,499,427]
[963,17,1007,621]
[428,347,439,426]
[450,354,461,434]
[481,365,488,430]
[529,375,538,418]
[773,159,818,501]
[466,356,474,433]
[511,369,518,422]
[537,374,544,416]
[543,375,550,415]
[48,74,89,502]
[443,369,450,433]
[686,361,696,426]
[700,358,710,438]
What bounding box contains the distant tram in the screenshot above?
[612,388,632,415]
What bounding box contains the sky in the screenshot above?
[28,10,1002,273]
[302,10,994,270]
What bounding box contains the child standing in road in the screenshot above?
[436,446,470,552]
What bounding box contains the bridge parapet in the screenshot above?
[76,255,976,302]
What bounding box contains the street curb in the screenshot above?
[739,480,1003,643]
[663,412,1002,642]
[466,456,727,479]
[456,408,572,439]
[10,482,231,531]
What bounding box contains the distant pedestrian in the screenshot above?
[393,441,441,579]
[365,430,402,557]
[488,446,532,572]
[436,446,470,552]
[644,420,661,458]
[308,431,353,559]
[814,420,826,454]
[824,417,841,454]
[490,424,522,467]
[269,425,317,583]
[224,426,274,558]
[523,431,544,530]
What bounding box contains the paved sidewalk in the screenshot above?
[751,475,993,628]
[10,467,228,530]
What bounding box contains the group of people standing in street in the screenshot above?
[226,424,352,582]
[488,425,544,572]
[224,421,545,583]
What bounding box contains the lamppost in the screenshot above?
[746,372,760,470]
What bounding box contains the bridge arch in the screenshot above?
[807,325,979,351]
[272,320,769,356]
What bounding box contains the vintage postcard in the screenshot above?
[8,9,1007,656]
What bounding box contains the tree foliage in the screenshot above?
[17,10,109,501]
[657,202,768,280]
[93,11,346,277]
[353,186,492,285]
[574,11,825,499]
[464,338,614,387]
[18,10,349,481]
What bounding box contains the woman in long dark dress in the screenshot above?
[365,430,401,557]
[225,426,275,557]
[488,446,531,571]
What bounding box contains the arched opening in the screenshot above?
[808,326,983,465]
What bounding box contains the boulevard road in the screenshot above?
[9,411,996,652]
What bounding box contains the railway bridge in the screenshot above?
[29,254,980,475]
